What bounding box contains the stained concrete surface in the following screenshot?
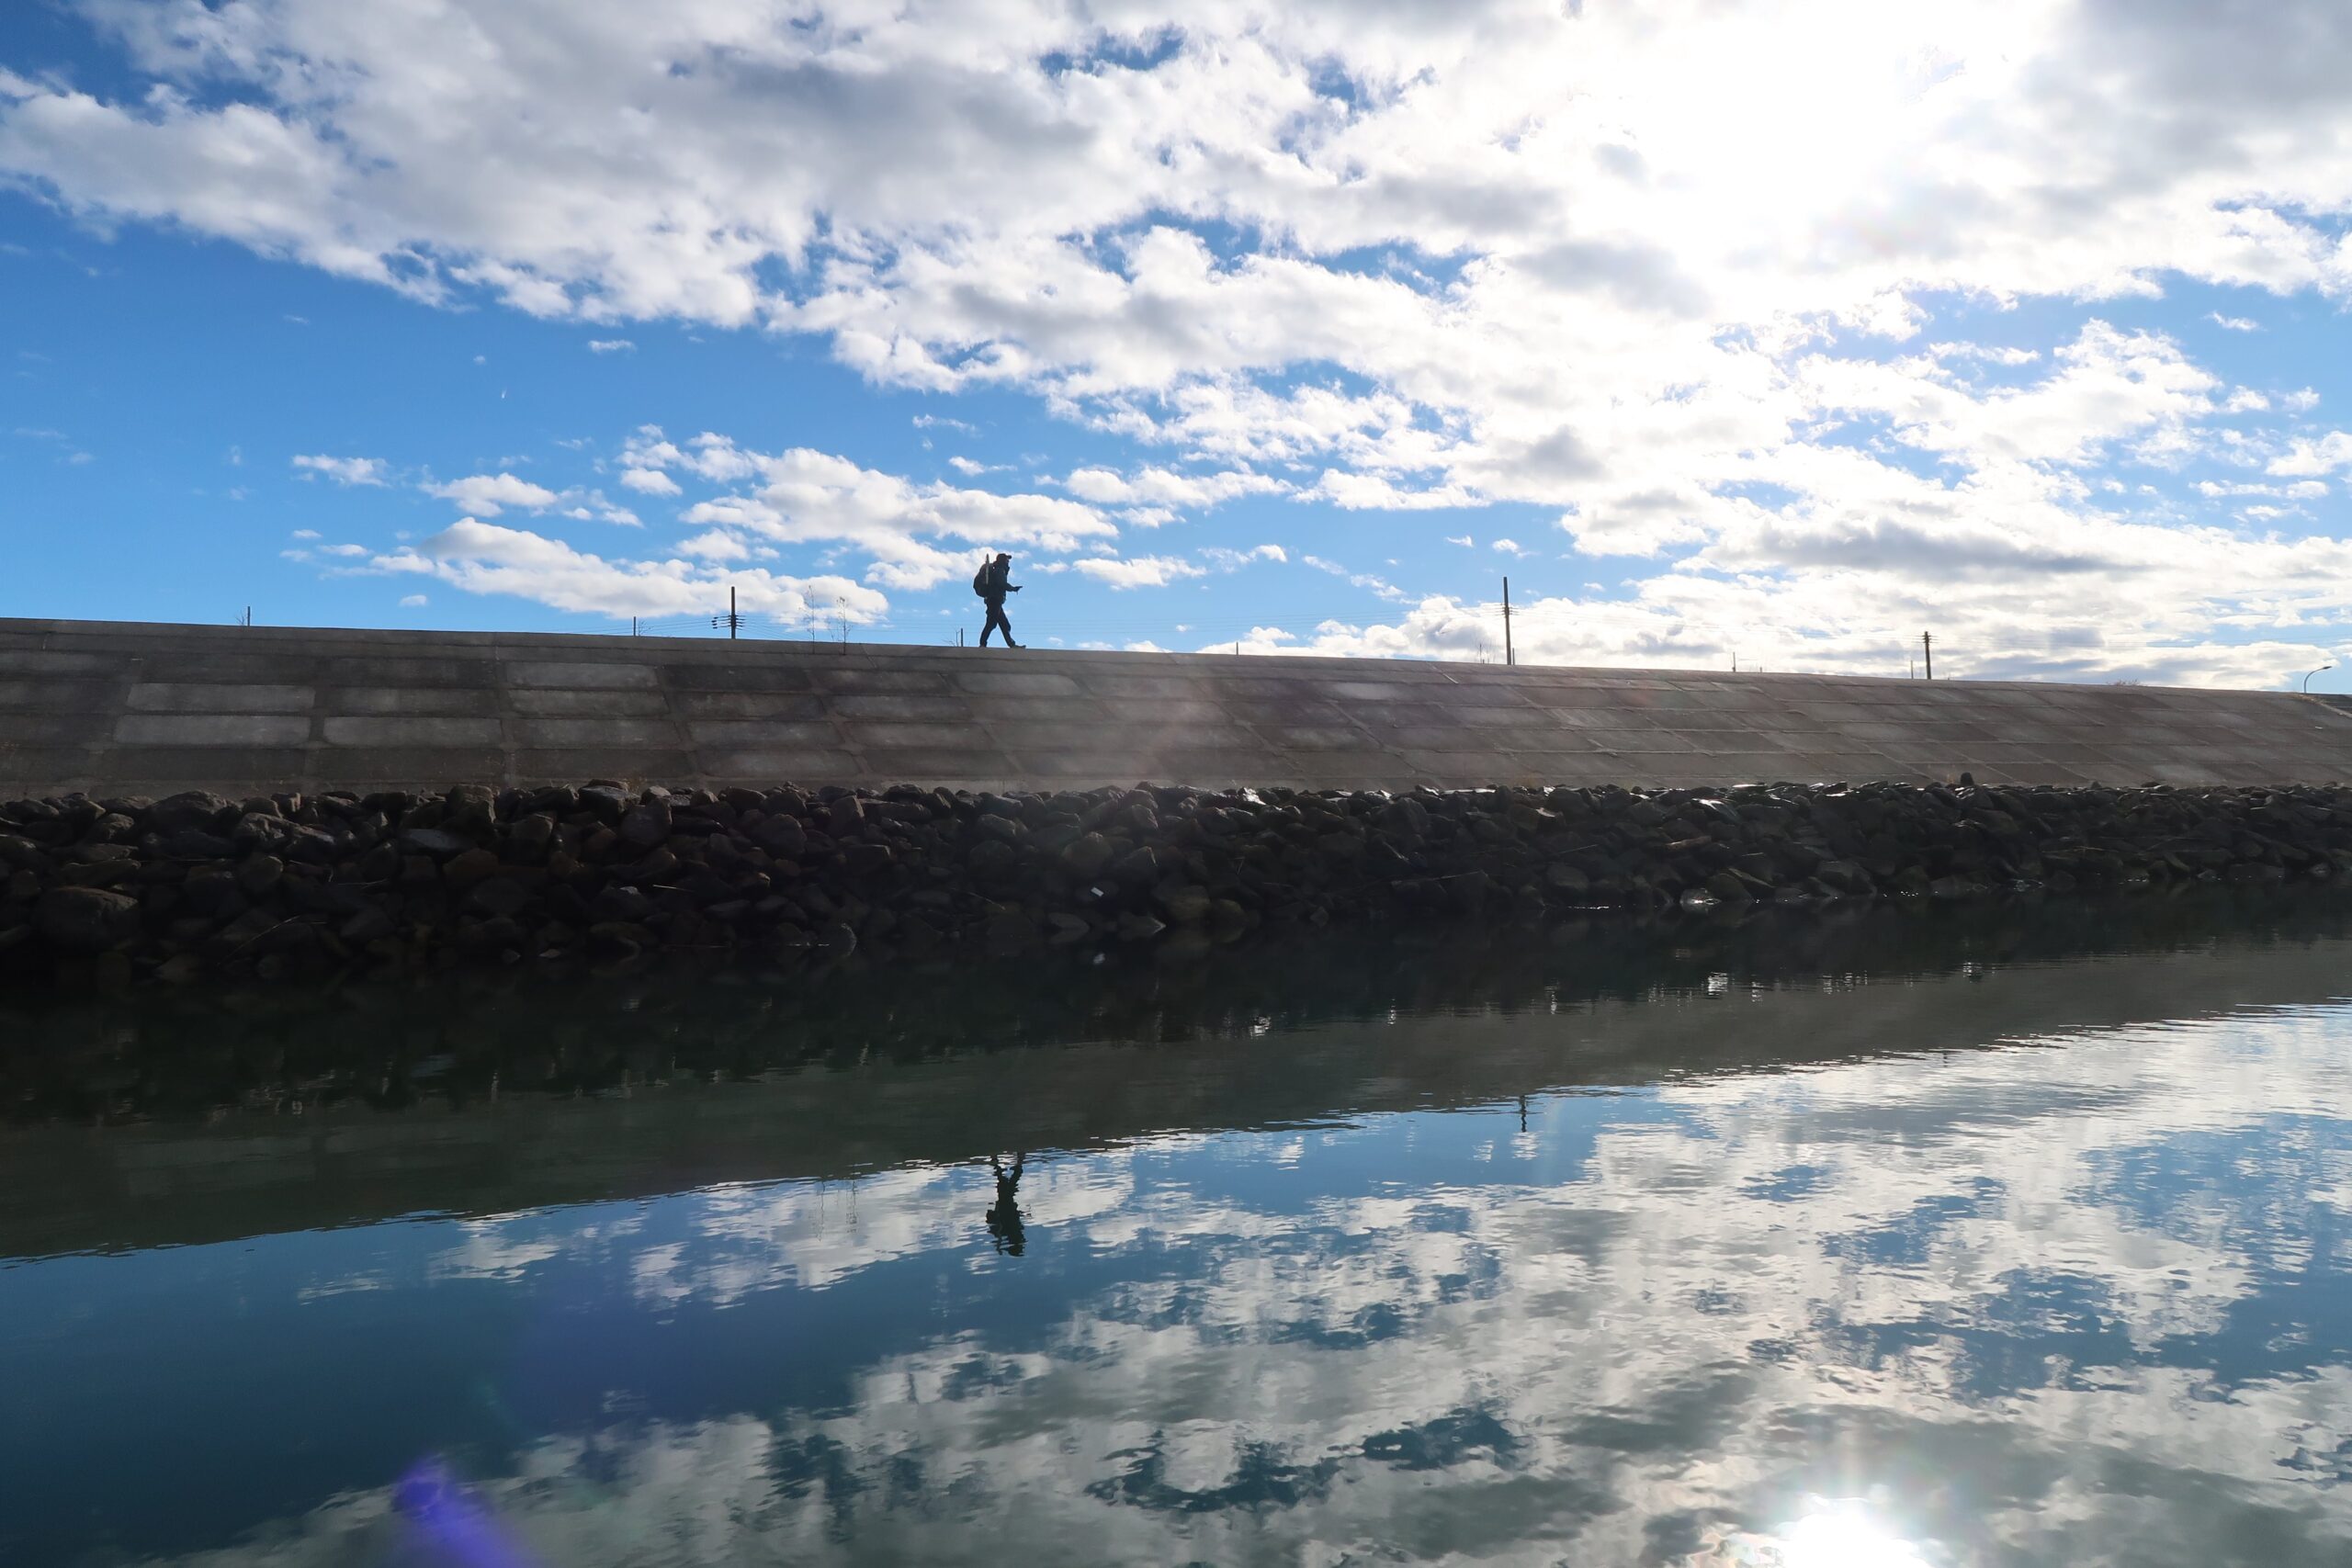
[4,616,2351,796]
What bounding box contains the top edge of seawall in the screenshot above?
[0,615,2290,698]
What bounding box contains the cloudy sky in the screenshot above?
[4,1,2351,686]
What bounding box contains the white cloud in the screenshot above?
[2209,313,2262,332]
[619,466,682,495]
[1061,465,1288,510]
[424,471,558,514]
[1069,555,1206,590]
[587,338,635,353]
[398,593,427,606]
[2269,432,2352,478]
[289,528,321,540]
[1198,543,1289,571]
[947,456,1007,476]
[372,518,885,625]
[319,542,368,557]
[675,442,1116,591]
[291,454,387,486]
[1491,538,1526,555]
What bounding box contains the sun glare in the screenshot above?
[1768,1503,1936,1568]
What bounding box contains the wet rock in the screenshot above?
[752,815,808,857]
[467,878,535,918]
[398,827,471,860]
[842,842,895,876]
[149,791,234,835]
[443,848,503,889]
[339,908,396,943]
[1545,863,1590,895]
[235,853,285,900]
[591,886,654,923]
[1154,883,1214,924]
[619,800,673,850]
[35,886,141,953]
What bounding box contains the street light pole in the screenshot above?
[2302,663,2334,693]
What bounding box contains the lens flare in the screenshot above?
[1769,1503,1935,1568]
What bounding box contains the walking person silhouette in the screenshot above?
[973,552,1023,649]
[986,1154,1027,1256]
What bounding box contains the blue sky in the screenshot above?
[5,1,2352,686]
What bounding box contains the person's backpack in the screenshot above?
[972,562,991,598]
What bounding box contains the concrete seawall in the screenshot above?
[5,615,2351,796]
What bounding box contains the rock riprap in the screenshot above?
[3,779,2349,985]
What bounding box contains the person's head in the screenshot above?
[995,552,1011,563]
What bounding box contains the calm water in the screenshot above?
[8,894,2352,1566]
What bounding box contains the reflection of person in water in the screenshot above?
[987,1154,1026,1257]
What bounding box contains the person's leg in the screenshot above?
[981,603,1011,646]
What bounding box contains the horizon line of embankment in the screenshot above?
[8,615,2352,798]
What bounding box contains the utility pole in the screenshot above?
[1923,630,1933,681]
[712,585,743,639]
[1501,577,1515,666]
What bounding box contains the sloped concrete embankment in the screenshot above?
[7,776,2352,987]
[7,617,2352,797]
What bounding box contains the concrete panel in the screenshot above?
[329,687,503,716]
[1014,751,1184,780]
[954,671,1085,697]
[0,712,112,744]
[318,657,495,686]
[686,720,843,747]
[116,714,312,746]
[0,649,121,674]
[858,747,1021,781]
[0,747,103,792]
[831,694,975,721]
[961,694,1114,723]
[674,692,829,720]
[843,721,1001,750]
[808,668,952,694]
[1585,730,1699,753]
[1080,675,1214,700]
[511,717,682,748]
[135,653,322,682]
[1369,725,1536,753]
[127,682,314,714]
[311,748,511,784]
[503,660,661,690]
[322,716,506,748]
[511,749,695,782]
[695,751,865,780]
[504,687,672,717]
[662,663,814,694]
[696,748,862,781]
[1272,726,1387,751]
[100,747,312,783]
